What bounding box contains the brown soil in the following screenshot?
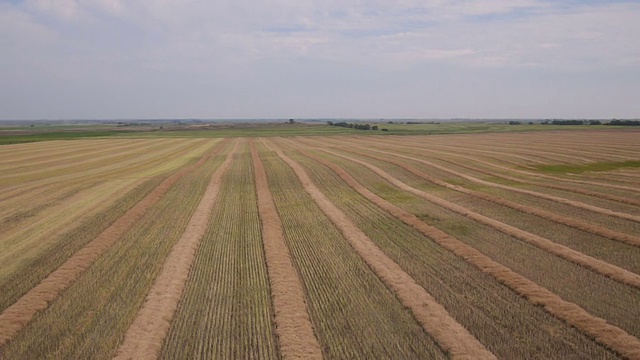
[112,140,239,360]
[0,139,229,348]
[270,142,497,360]
[250,140,323,360]
[297,149,640,360]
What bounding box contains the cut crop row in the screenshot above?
[273,140,621,359]
[258,139,450,359]
[160,140,279,360]
[0,139,229,358]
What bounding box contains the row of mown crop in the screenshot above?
[278,137,622,359]
[292,136,640,341]
[160,140,279,359]
[0,140,229,358]
[257,140,449,359]
[1,131,638,359]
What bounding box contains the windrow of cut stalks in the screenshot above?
[114,140,239,360]
[0,139,220,314]
[288,143,640,358]
[291,138,640,341]
[280,137,633,360]
[258,139,448,359]
[0,139,229,359]
[160,140,279,360]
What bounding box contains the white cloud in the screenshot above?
[1,0,639,119]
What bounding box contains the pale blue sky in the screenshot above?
[1,0,639,120]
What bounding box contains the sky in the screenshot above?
[1,0,639,120]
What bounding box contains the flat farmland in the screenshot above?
[0,129,639,359]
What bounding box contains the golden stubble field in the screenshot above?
[0,129,639,359]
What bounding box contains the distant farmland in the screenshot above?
[0,129,639,359]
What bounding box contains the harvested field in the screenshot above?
[0,129,638,359]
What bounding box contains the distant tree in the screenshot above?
[551,120,584,125]
[381,128,389,132]
[326,121,334,126]
[372,125,379,130]
[606,120,640,126]
[508,121,521,125]
[288,119,295,124]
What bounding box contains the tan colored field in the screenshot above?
[0,130,639,359]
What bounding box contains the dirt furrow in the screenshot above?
[0,139,229,348]
[250,141,323,360]
[342,146,640,248]
[318,148,640,289]
[267,141,497,360]
[295,148,640,360]
[112,140,239,360]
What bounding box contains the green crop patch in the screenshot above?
[0,131,120,145]
[535,161,640,174]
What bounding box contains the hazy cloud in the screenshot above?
[1,0,639,119]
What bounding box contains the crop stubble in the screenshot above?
[0,139,228,356]
[264,139,496,359]
[114,140,239,359]
[284,141,640,359]
[1,130,638,359]
[160,140,278,359]
[258,140,448,359]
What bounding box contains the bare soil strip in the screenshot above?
[0,139,229,347]
[251,141,323,360]
[343,142,640,224]
[319,148,640,289]
[344,146,640,248]
[113,140,239,360]
[296,149,640,360]
[268,142,497,360]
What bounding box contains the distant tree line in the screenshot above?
[540,120,602,125]
[538,119,640,126]
[606,120,640,126]
[327,121,382,131]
